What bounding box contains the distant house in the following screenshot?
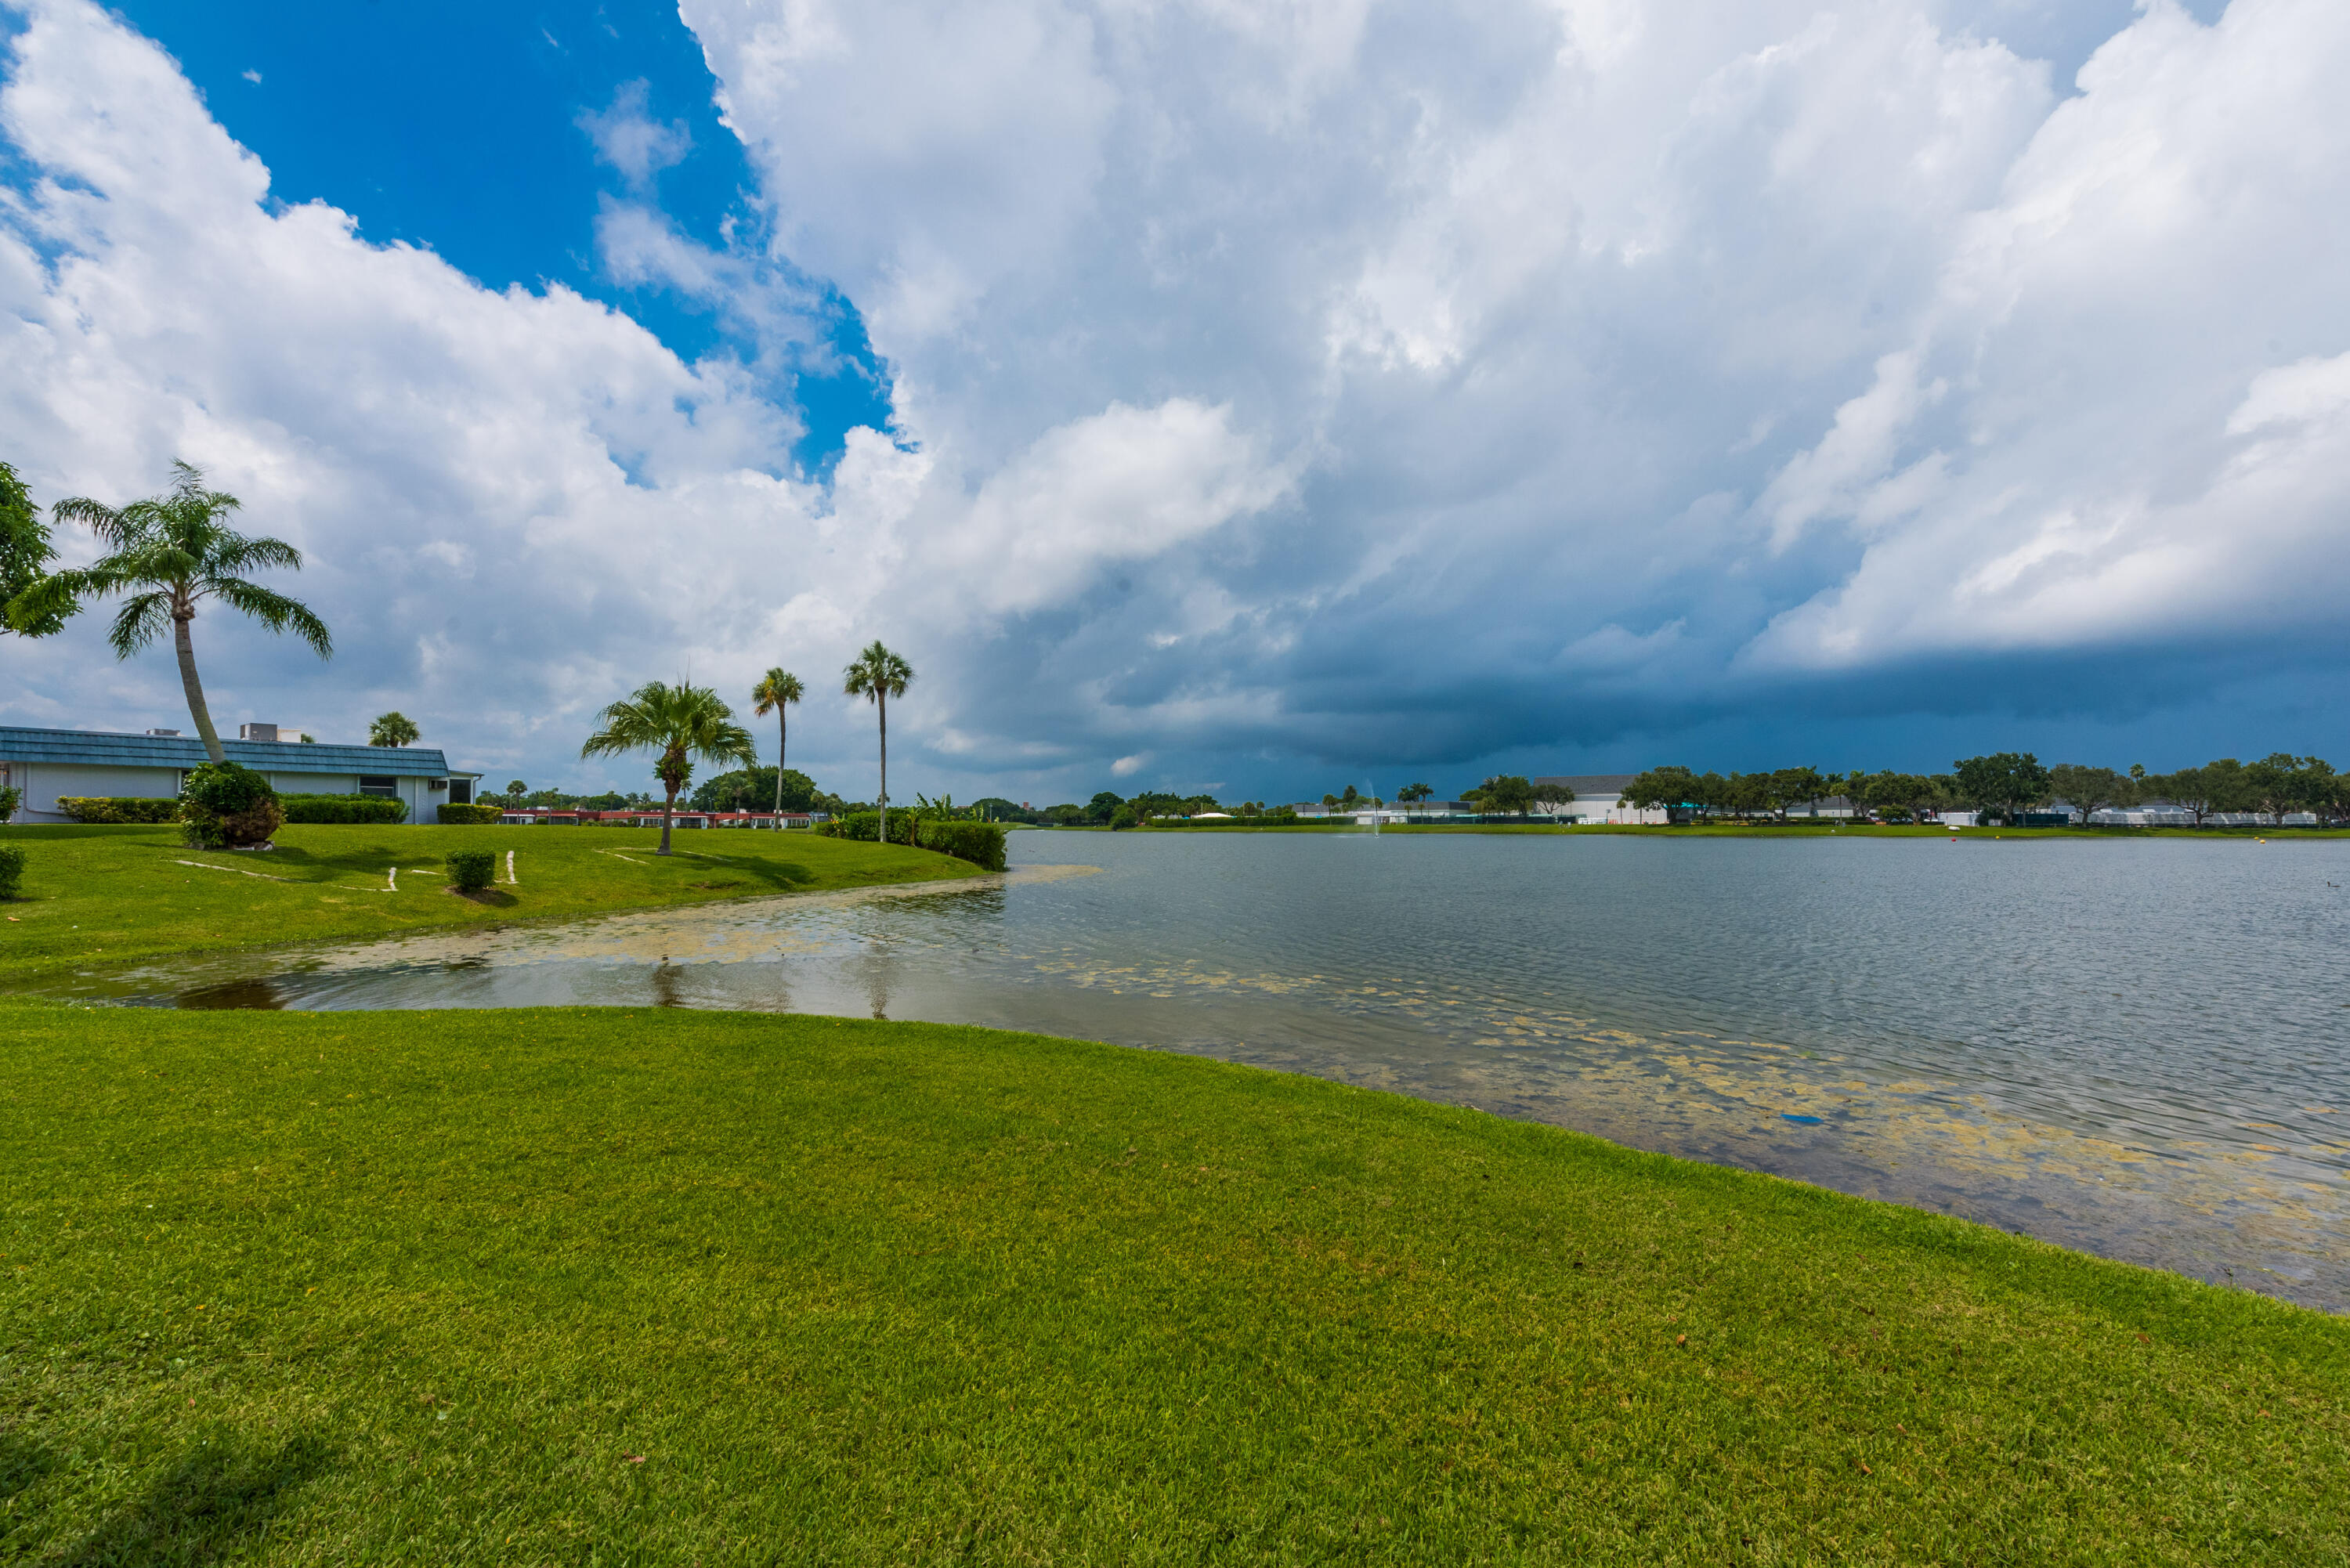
[1529,775,1669,826]
[1784,795,1859,819]
[1,725,480,825]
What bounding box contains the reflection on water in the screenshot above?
[28,836,2350,1310]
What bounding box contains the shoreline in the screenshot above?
[0,822,989,987]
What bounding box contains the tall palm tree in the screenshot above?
[750,667,804,813]
[841,640,913,844]
[579,681,757,854]
[12,461,331,761]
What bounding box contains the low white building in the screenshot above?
[2,724,481,825]
[1530,775,1669,825]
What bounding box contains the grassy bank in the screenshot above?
[0,825,981,985]
[3,1006,2342,1562]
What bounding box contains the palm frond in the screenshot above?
[206,532,302,576]
[580,681,757,770]
[206,578,334,657]
[104,591,175,658]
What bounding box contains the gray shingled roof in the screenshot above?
[0,726,468,777]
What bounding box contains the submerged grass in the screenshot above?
[2,1004,2343,1563]
[0,824,981,985]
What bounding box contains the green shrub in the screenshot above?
[818,811,1005,870]
[179,761,281,849]
[436,803,501,826]
[280,793,408,826]
[445,848,496,892]
[0,844,21,898]
[919,819,1008,872]
[54,796,180,825]
[819,811,916,846]
[0,785,21,822]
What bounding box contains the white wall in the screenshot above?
[5,762,181,822]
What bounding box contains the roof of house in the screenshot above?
[1531,774,1636,796]
[0,726,472,778]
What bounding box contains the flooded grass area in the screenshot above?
[20,832,2350,1309]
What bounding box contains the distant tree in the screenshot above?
[1622,766,1699,815]
[1397,782,1434,803]
[2048,764,2132,826]
[368,711,420,747]
[1531,780,1574,813]
[0,460,70,640]
[1477,775,1535,815]
[580,680,757,854]
[750,668,804,814]
[2154,758,2251,827]
[506,779,526,797]
[842,641,913,847]
[1087,791,1124,824]
[1953,753,2051,824]
[2244,753,2309,826]
[15,461,331,763]
[1109,804,1140,830]
[1766,766,1828,820]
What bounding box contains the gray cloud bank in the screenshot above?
[3,0,2346,801]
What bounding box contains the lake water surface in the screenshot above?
[45,830,2350,1309]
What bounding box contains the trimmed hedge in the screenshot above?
[437,804,502,825]
[0,844,20,898]
[821,811,1007,872]
[445,848,496,891]
[919,819,1009,872]
[53,797,180,825]
[280,793,408,826]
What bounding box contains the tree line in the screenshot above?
[1620,753,2348,826]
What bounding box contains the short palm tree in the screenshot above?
[369,710,421,747]
[842,640,913,844]
[13,461,331,761]
[579,681,757,854]
[750,667,804,813]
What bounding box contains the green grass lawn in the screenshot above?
[2,1006,2342,1563]
[0,825,982,985]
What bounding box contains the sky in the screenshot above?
[1,0,2340,807]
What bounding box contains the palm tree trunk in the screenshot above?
[776,714,786,815]
[173,603,225,763]
[660,786,676,854]
[877,690,888,846]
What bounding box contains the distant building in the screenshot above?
[1529,775,1668,826]
[1,725,480,825]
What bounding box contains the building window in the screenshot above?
[358,776,399,799]
[447,779,473,804]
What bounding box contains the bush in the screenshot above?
[0,844,21,898]
[280,793,408,826]
[437,803,502,826]
[0,785,22,822]
[54,796,180,825]
[179,761,281,849]
[819,811,1006,870]
[919,819,1008,872]
[445,848,496,892]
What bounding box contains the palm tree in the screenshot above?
[842,640,913,844]
[750,667,804,813]
[579,681,757,854]
[369,711,421,747]
[13,461,330,761]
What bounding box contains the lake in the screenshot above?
[42,829,2350,1310]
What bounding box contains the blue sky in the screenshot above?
[3,0,2345,806]
[106,0,891,478]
